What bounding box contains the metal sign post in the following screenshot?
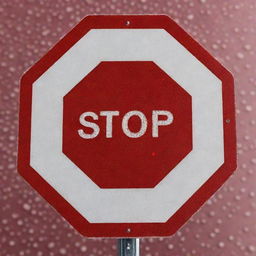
[118,238,139,256]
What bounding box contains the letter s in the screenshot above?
[78,112,99,139]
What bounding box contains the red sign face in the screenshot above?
[18,15,236,238]
[63,61,192,188]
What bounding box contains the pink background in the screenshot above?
[0,0,255,255]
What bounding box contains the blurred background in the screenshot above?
[0,0,256,255]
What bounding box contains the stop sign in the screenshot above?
[18,15,236,237]
[63,61,192,188]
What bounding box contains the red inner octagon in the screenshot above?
[63,61,192,188]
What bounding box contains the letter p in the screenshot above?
[152,110,173,138]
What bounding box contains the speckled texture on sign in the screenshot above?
[0,0,255,255]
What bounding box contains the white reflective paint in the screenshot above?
[122,111,148,138]
[99,111,120,138]
[30,29,224,223]
[152,110,173,138]
[78,112,99,139]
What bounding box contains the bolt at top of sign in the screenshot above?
[18,15,236,238]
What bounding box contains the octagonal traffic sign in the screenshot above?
[63,61,192,188]
[18,15,236,237]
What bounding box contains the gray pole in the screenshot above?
[118,238,140,256]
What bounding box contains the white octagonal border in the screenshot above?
[30,29,223,223]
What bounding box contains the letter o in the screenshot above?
[122,111,147,138]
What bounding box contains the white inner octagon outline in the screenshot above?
[31,29,224,223]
